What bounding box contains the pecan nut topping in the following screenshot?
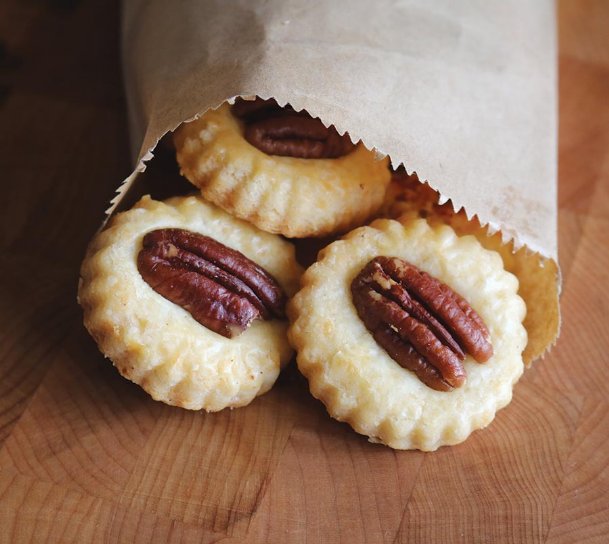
[137,228,286,338]
[232,97,355,159]
[351,256,493,391]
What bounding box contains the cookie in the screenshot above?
[78,195,302,411]
[288,217,527,451]
[173,100,391,238]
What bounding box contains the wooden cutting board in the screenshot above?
[1,1,608,542]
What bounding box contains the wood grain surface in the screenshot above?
[1,1,608,542]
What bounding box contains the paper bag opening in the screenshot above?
[113,0,560,361]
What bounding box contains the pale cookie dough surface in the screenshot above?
[174,103,391,238]
[78,195,302,411]
[288,218,527,451]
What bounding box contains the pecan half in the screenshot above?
[351,257,493,391]
[231,97,355,159]
[137,228,286,338]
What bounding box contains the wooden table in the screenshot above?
[1,1,607,542]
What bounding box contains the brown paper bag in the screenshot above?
[115,0,559,361]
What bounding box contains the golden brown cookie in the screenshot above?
[173,101,391,238]
[78,195,302,411]
[288,217,527,451]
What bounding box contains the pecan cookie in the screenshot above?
[78,195,302,411]
[173,99,391,238]
[288,217,527,451]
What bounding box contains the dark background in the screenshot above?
[0,0,129,443]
